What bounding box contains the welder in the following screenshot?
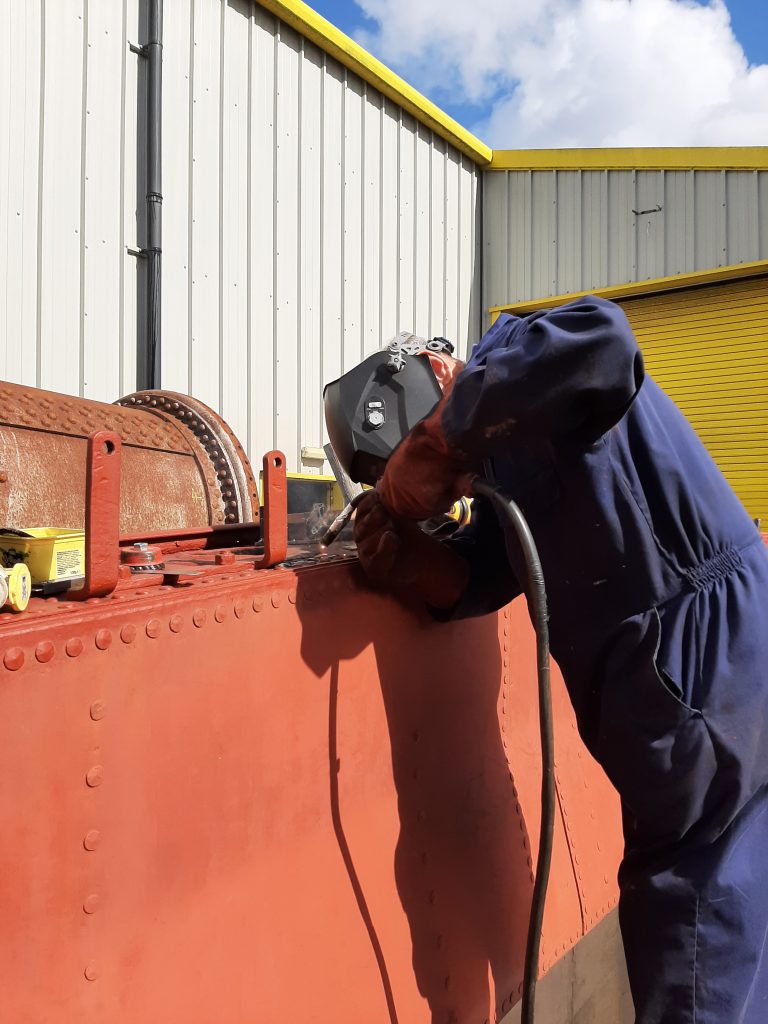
[352,297,768,1024]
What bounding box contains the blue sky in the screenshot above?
[309,0,768,146]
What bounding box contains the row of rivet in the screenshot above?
[1,589,302,671]
[84,678,104,981]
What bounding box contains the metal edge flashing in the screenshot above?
[489,260,768,321]
[255,0,492,165]
[488,147,768,171]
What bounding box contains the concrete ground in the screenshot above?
[502,911,634,1024]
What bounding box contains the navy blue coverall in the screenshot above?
[436,296,768,1023]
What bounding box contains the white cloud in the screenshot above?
[354,0,768,147]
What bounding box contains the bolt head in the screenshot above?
[95,630,112,651]
[90,700,106,721]
[83,830,102,851]
[3,647,24,671]
[65,638,84,658]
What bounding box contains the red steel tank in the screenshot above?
[0,382,630,1023]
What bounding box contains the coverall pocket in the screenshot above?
[597,609,718,844]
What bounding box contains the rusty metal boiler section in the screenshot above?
[0,381,626,1024]
[0,382,259,534]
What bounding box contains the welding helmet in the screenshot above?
[323,335,453,486]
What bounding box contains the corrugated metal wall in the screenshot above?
[0,1,481,471]
[483,169,768,312]
[0,0,139,403]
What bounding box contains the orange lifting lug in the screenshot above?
[254,451,288,569]
[67,430,122,601]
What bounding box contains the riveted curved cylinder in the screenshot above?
[0,381,259,534]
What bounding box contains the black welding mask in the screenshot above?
[323,346,445,486]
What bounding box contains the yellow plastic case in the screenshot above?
[0,528,85,584]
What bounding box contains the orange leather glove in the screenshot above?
[353,492,469,609]
[377,395,474,521]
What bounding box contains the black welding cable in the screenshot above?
[472,479,554,1024]
[321,481,554,1023]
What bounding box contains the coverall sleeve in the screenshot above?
[429,495,522,621]
[442,296,645,458]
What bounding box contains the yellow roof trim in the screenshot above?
[489,260,768,321]
[488,147,768,171]
[257,0,492,165]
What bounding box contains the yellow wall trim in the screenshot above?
[489,260,768,320]
[256,0,492,165]
[488,147,768,171]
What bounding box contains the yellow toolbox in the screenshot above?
[0,528,85,584]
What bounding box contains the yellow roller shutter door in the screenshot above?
[619,275,768,524]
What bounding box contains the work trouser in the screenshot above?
[595,540,768,1023]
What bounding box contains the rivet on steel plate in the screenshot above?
[84,961,99,981]
[145,619,161,639]
[252,596,263,613]
[95,630,112,651]
[288,589,297,604]
[3,648,24,671]
[271,593,282,609]
[83,830,102,851]
[233,599,246,619]
[90,701,106,721]
[86,765,104,788]
[120,624,137,644]
[0,471,7,483]
[83,893,101,914]
[66,638,84,658]
[169,615,184,633]
[35,641,55,664]
[214,605,227,623]
[193,609,207,628]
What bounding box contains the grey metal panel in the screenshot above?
[606,171,634,287]
[694,171,727,270]
[555,171,581,297]
[726,171,760,266]
[580,171,608,293]
[485,166,768,308]
[635,171,664,281]
[531,171,556,297]
[662,171,694,277]
[1,0,481,473]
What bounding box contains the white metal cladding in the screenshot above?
[483,169,768,312]
[0,0,481,472]
[0,0,140,401]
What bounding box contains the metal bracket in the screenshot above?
[632,205,662,216]
[129,42,149,57]
[254,451,288,568]
[127,246,147,259]
[68,431,122,601]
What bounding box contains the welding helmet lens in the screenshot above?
[323,351,442,485]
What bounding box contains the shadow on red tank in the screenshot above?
[297,573,533,1023]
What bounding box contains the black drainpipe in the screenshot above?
[146,0,163,389]
[131,0,163,389]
